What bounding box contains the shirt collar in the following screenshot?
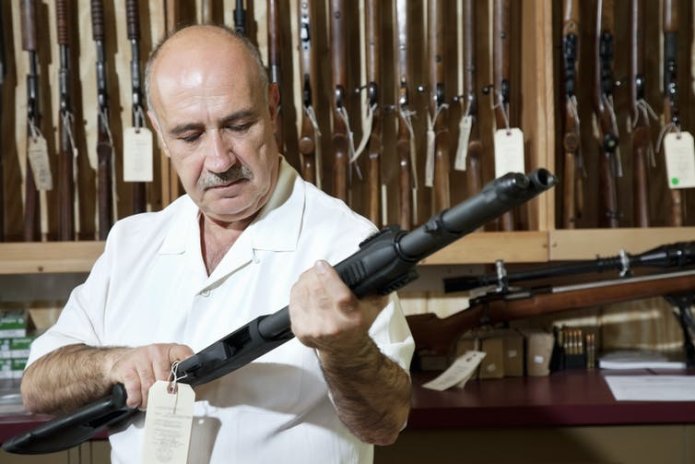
[158,156,303,256]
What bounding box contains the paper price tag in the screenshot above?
[664,131,695,189]
[27,136,53,191]
[425,127,435,187]
[422,351,486,391]
[142,381,195,464]
[494,128,525,178]
[454,116,473,171]
[123,127,154,182]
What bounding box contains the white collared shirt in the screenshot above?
[28,159,414,464]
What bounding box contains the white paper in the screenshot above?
[123,127,154,182]
[142,381,195,464]
[604,376,695,401]
[494,128,525,178]
[664,131,695,189]
[422,351,486,392]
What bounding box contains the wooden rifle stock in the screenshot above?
[20,0,41,242]
[594,0,620,228]
[365,0,382,226]
[561,0,581,229]
[492,0,514,231]
[298,0,317,185]
[394,0,412,230]
[127,0,147,214]
[408,270,695,356]
[56,0,76,241]
[662,0,682,227]
[630,0,650,228]
[462,0,483,199]
[267,0,283,154]
[330,0,349,202]
[91,0,114,240]
[429,0,450,211]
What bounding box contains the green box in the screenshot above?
[0,311,27,338]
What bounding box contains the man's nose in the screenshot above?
[205,131,236,173]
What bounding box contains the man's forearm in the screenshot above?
[21,344,125,414]
[319,337,411,446]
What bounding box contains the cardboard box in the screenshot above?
[523,330,555,377]
[502,330,525,377]
[479,335,505,379]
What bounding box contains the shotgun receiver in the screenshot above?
[91,0,114,240]
[594,0,621,228]
[3,169,556,455]
[56,0,77,240]
[20,0,41,242]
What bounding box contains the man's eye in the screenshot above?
[227,122,253,133]
[179,133,201,143]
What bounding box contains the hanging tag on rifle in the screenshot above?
[664,131,695,189]
[422,351,486,391]
[142,380,195,464]
[123,127,154,182]
[494,128,525,178]
[454,116,473,171]
[425,122,435,187]
[27,135,53,191]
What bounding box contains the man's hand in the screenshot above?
[22,343,194,415]
[105,344,194,409]
[289,260,388,354]
[288,260,411,445]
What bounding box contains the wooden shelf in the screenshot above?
[0,227,691,274]
[0,242,104,274]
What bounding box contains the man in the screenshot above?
[21,25,413,463]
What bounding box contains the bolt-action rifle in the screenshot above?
[267,0,284,155]
[363,0,382,226]
[297,0,320,186]
[330,0,350,203]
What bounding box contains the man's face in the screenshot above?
[149,35,279,226]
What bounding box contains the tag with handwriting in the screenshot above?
[494,128,525,178]
[422,351,486,391]
[664,131,695,189]
[27,136,53,191]
[123,127,154,182]
[454,116,473,171]
[425,127,435,188]
[142,381,195,464]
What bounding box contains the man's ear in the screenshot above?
[147,110,171,158]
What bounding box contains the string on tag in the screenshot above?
[656,121,681,155]
[134,105,146,131]
[29,119,43,142]
[337,106,361,180]
[351,102,376,163]
[399,106,418,190]
[168,360,188,395]
[491,90,511,134]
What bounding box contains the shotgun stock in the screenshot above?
[126,0,147,214]
[91,0,114,240]
[394,0,414,230]
[20,0,41,242]
[594,0,621,228]
[410,269,695,358]
[662,0,683,227]
[492,0,515,231]
[364,0,382,226]
[330,0,350,202]
[630,0,651,228]
[56,0,77,241]
[561,0,581,229]
[428,0,450,212]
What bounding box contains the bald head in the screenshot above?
[145,25,269,116]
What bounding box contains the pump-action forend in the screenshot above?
[3,169,556,455]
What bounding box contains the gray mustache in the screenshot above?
[198,165,253,190]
